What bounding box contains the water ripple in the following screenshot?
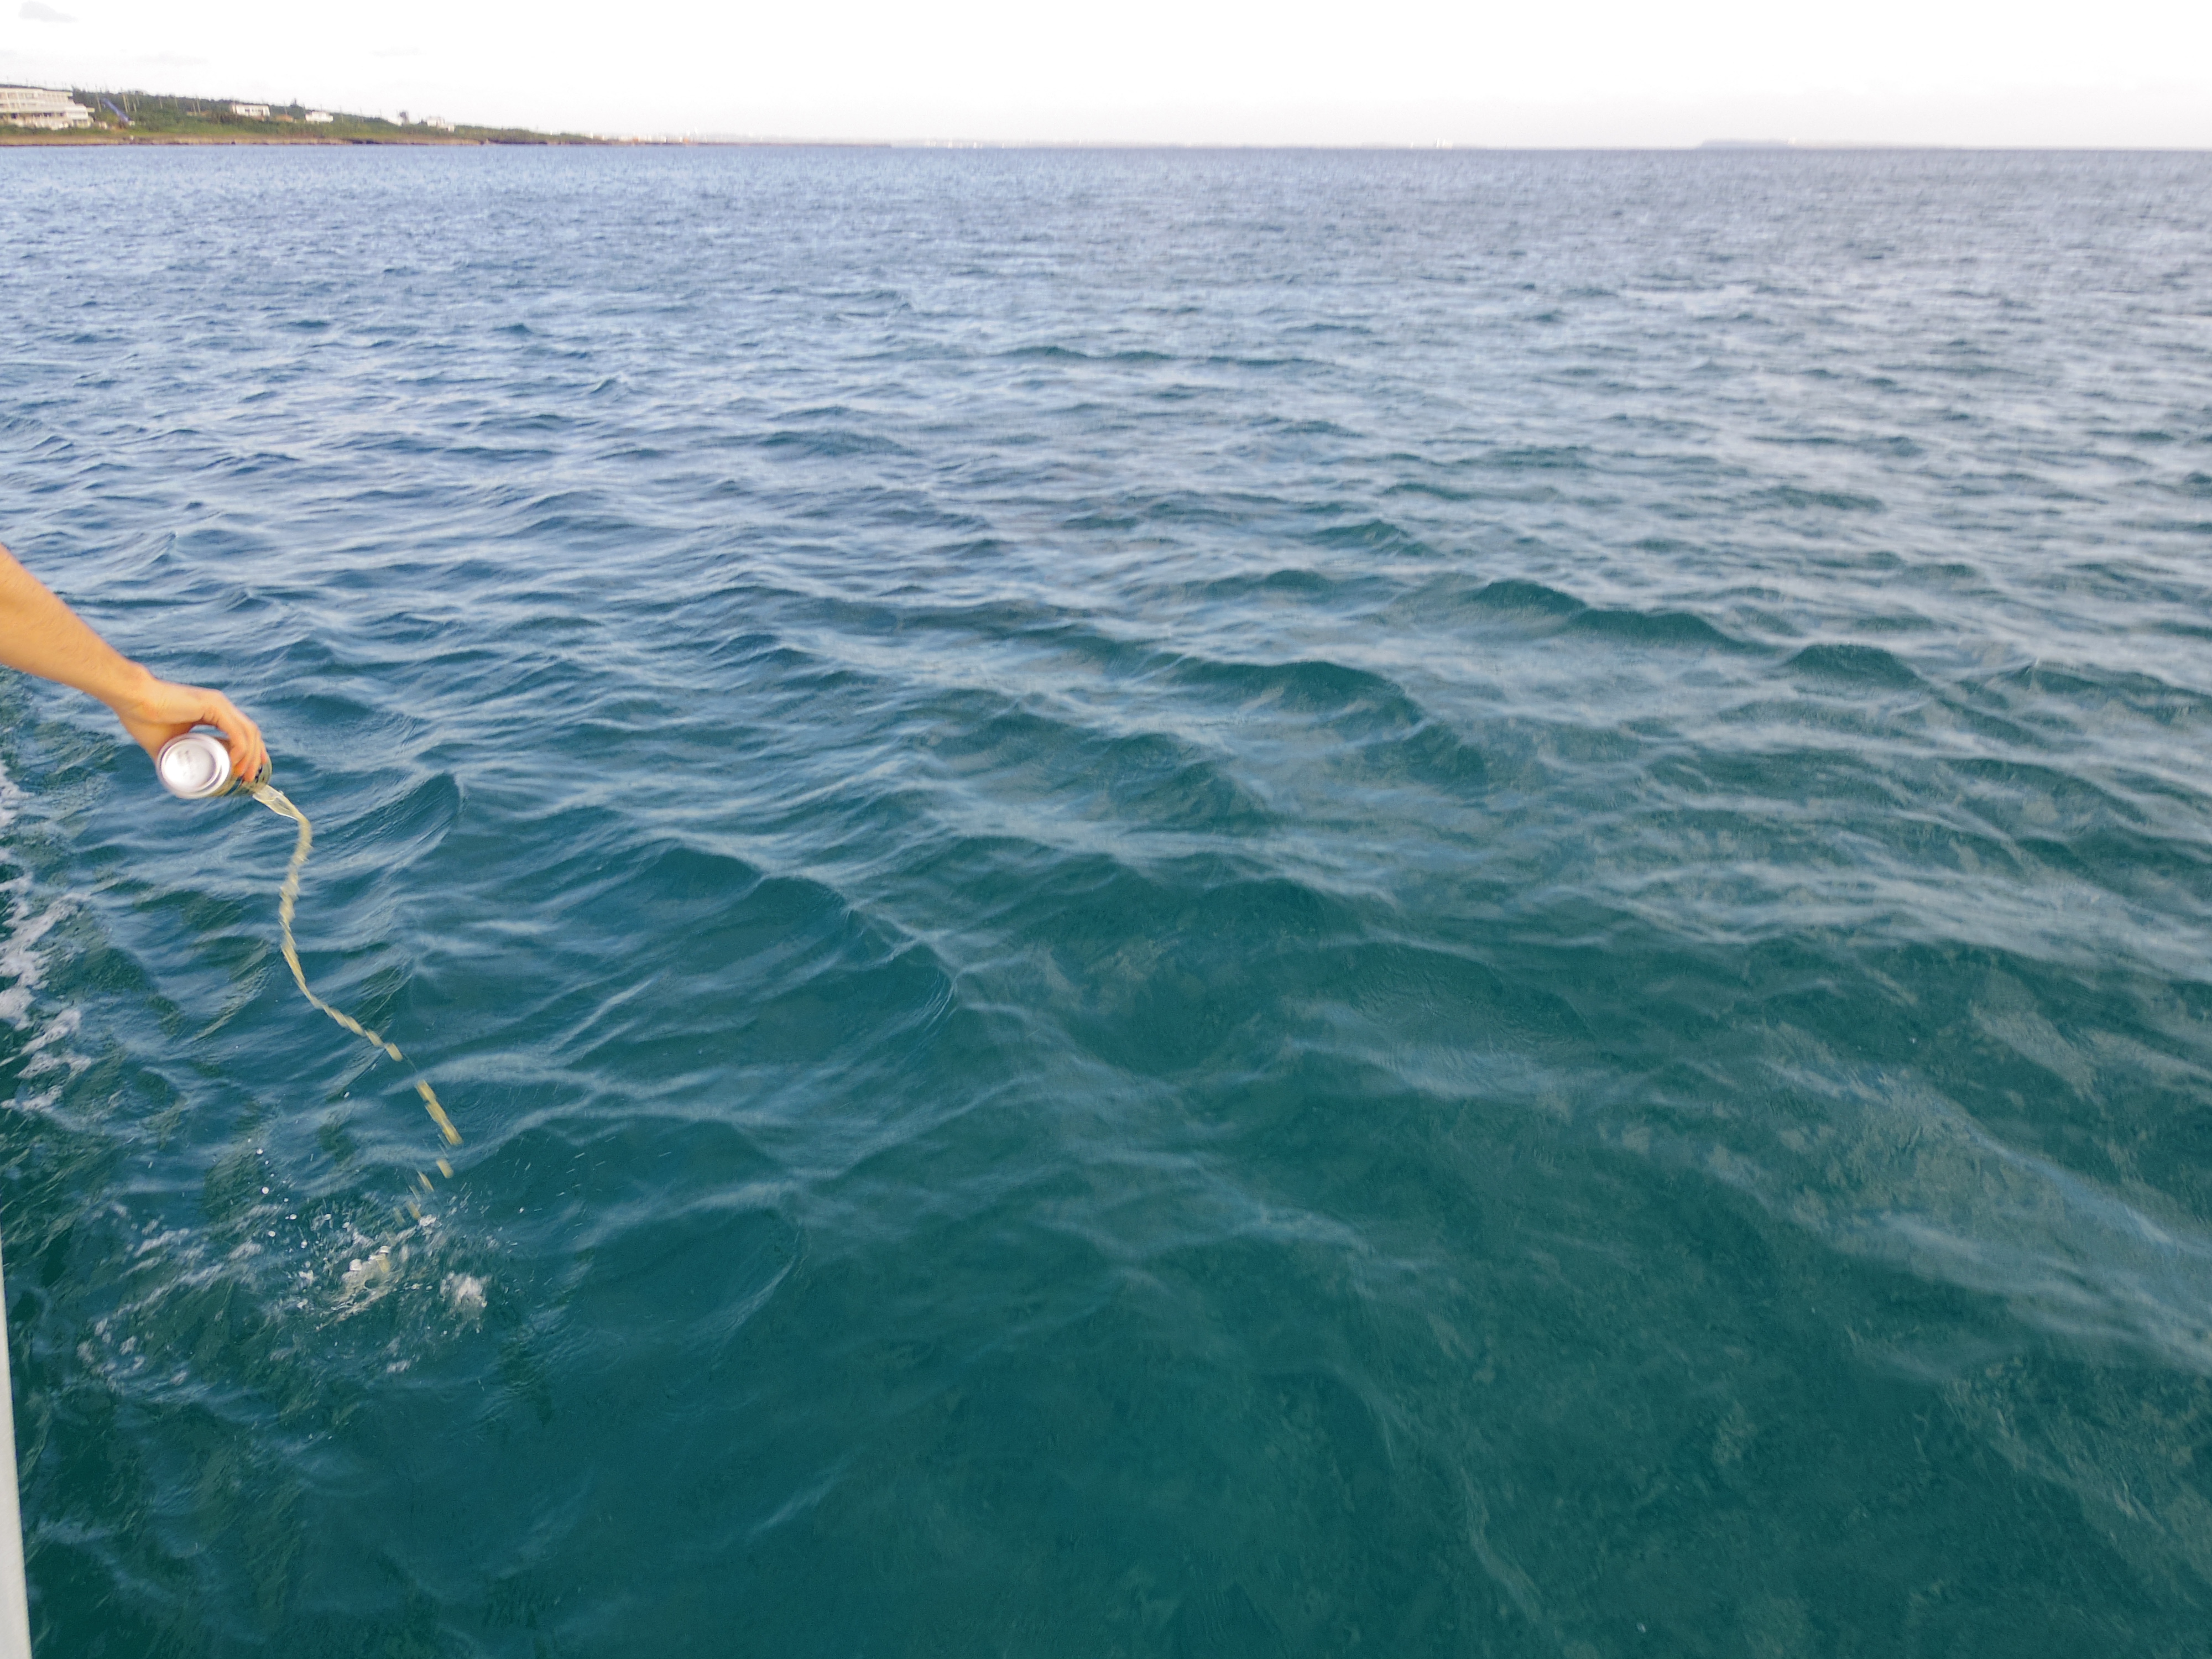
[4,145,2212,1655]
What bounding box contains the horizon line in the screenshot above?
[601,137,2212,152]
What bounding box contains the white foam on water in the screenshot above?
[0,753,495,1415]
[442,1271,488,1325]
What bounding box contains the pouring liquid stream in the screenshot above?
[246,778,462,1183]
[160,731,460,1192]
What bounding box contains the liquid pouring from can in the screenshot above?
[151,729,463,1172]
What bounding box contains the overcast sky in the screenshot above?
[3,0,2209,145]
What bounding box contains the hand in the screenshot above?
[107,669,270,786]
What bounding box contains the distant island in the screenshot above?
[0,86,599,145]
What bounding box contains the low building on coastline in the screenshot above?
[305,111,334,124]
[424,115,455,131]
[229,102,270,119]
[0,86,93,129]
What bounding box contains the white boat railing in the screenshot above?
[0,1236,32,1658]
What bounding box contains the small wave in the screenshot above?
[1464,578,1585,618]
[1194,567,1341,602]
[753,427,911,460]
[1474,445,1592,472]
[1565,607,1749,651]
[1786,641,1926,689]
[1980,661,2212,729]
[1699,1053,2212,1376]
[1307,517,1440,558]
[932,703,1275,837]
[1379,478,1564,505]
[1169,655,1416,721]
[1753,484,1886,513]
[1161,656,1488,802]
[538,839,957,1089]
[1060,492,1248,533]
[1001,343,1174,364]
[1428,578,1743,651]
[346,770,464,862]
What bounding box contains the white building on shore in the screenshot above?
[305,111,334,124]
[0,86,93,129]
[229,102,270,119]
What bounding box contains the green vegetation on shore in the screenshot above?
[2,90,598,144]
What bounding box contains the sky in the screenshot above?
[3,0,2209,146]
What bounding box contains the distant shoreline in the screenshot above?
[0,131,599,147]
[0,87,601,145]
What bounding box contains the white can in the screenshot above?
[156,732,238,799]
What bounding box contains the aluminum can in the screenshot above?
[156,731,239,799]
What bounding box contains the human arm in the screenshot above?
[0,540,269,784]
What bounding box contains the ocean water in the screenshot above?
[2,144,2211,1656]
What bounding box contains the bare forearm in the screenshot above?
[0,542,158,715]
[0,539,268,781]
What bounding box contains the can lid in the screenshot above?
[158,734,229,796]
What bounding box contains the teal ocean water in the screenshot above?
[4,146,2212,1655]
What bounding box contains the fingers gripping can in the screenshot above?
[156,731,254,799]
